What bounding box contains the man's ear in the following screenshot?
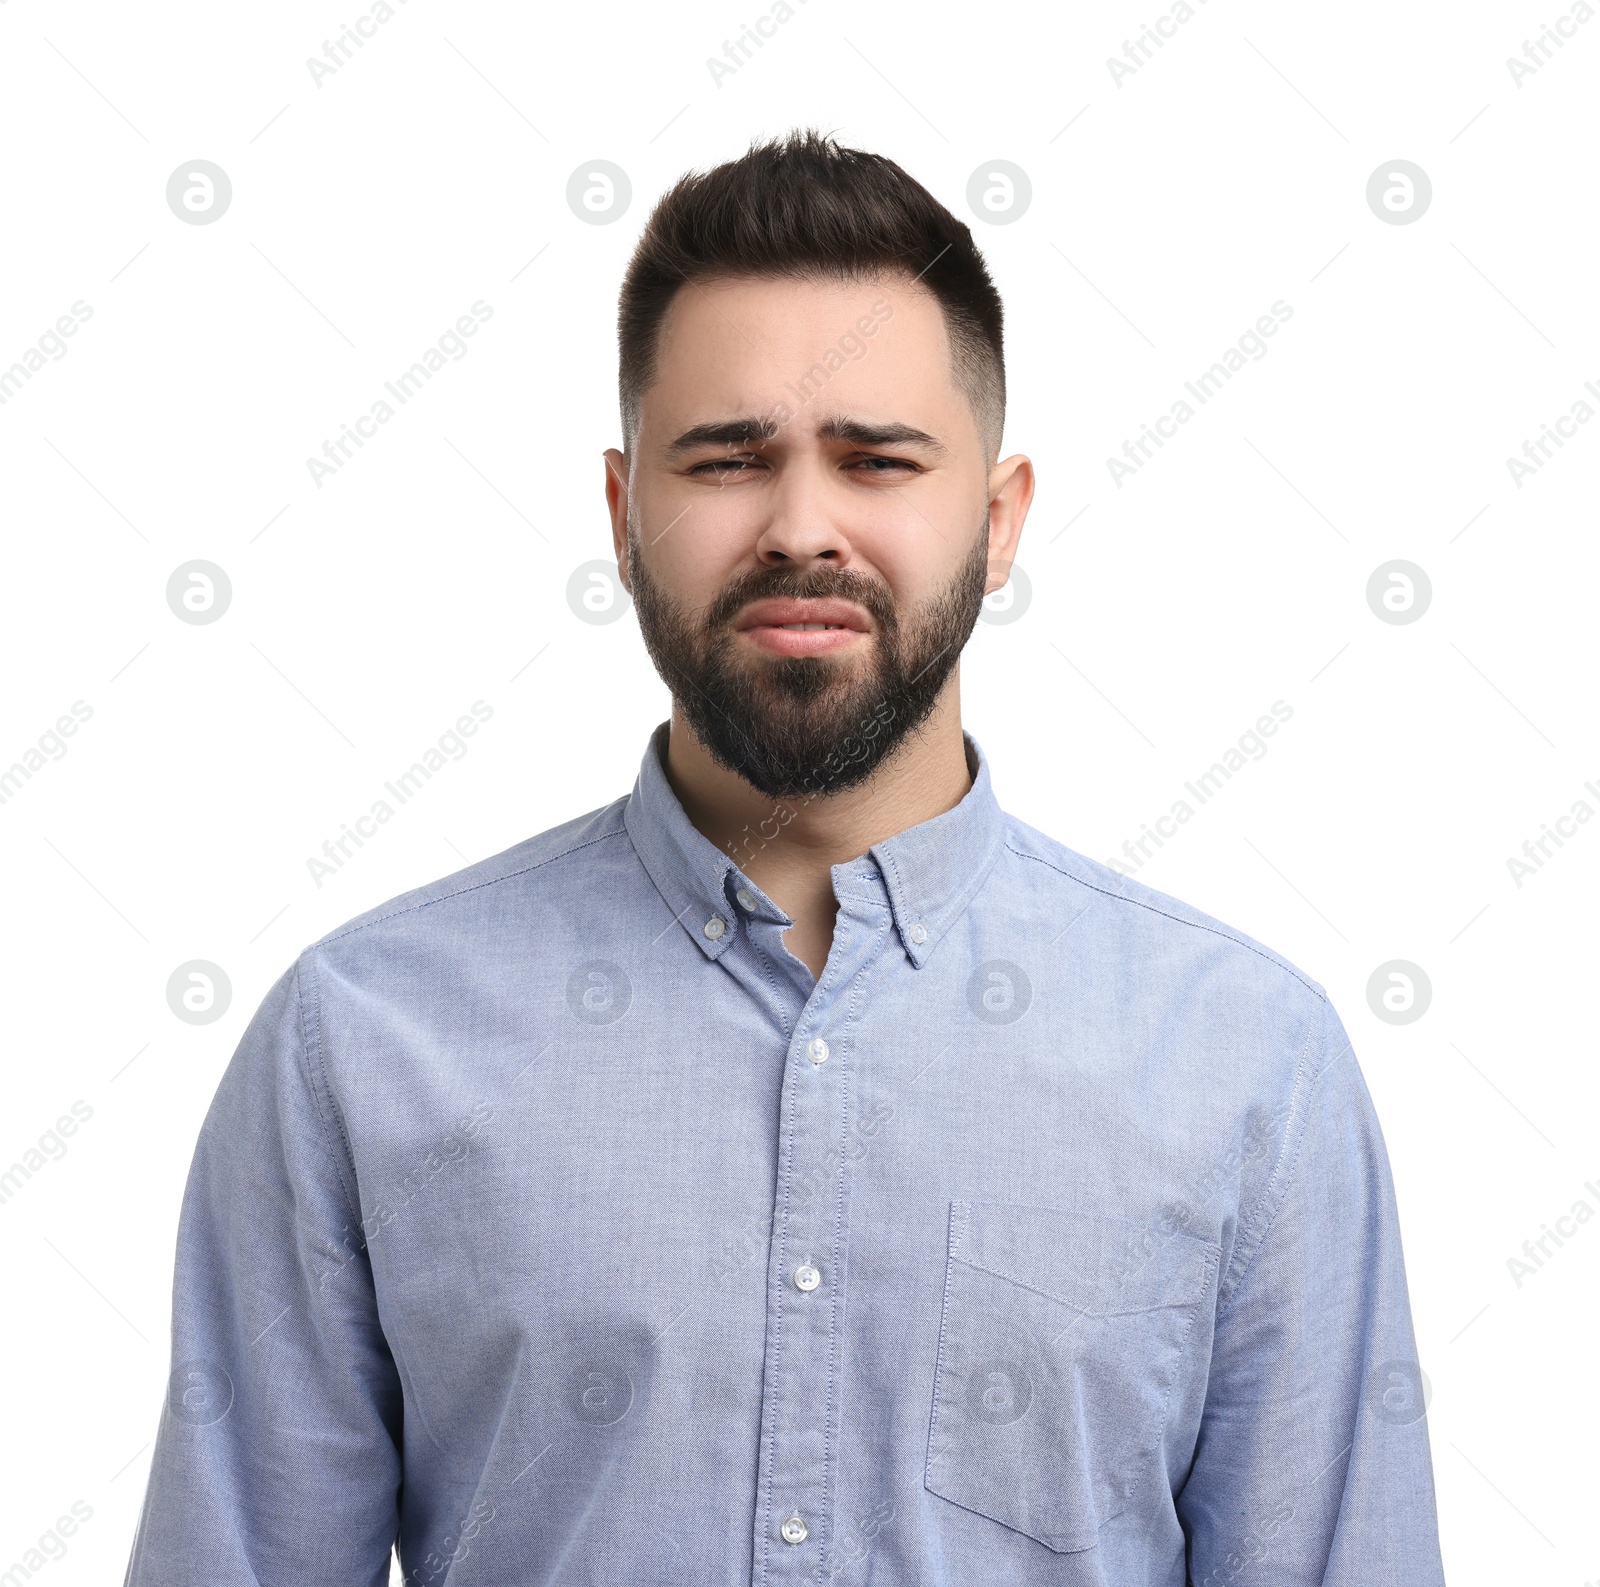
[983,452,1035,592]
[603,447,632,593]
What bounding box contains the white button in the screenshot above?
[703,916,726,940]
[780,1514,808,1545]
[909,922,928,945]
[794,1263,821,1292]
[806,1037,829,1065]
[735,888,757,912]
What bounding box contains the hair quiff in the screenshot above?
[617,129,1006,461]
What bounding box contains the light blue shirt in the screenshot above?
[126,725,1445,1586]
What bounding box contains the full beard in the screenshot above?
[628,522,991,800]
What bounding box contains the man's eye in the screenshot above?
[689,456,759,476]
[850,455,917,474]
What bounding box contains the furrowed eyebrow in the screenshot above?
[663,415,950,461]
[815,417,949,458]
[664,418,779,456]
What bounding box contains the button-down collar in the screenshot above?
[622,721,1007,968]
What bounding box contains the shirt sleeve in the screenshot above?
[123,954,403,1587]
[1174,994,1447,1587]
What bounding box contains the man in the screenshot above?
[126,131,1446,1585]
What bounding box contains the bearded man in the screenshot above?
[125,131,1446,1587]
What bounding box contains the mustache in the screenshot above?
[703,563,899,636]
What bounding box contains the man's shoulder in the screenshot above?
[302,794,633,957]
[997,811,1328,1008]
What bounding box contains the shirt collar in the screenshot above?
[623,721,1006,968]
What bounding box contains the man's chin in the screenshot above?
[723,638,866,682]
[729,658,879,714]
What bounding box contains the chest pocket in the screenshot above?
[924,1199,1218,1554]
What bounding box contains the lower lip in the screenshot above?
[740,625,868,657]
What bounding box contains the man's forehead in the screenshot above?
[637,273,978,457]
[656,274,946,364]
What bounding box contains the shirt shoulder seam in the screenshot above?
[1215,996,1346,1317]
[1001,838,1323,999]
[312,822,629,949]
[291,953,365,1233]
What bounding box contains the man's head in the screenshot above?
[603,130,1034,801]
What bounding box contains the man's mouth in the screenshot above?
[734,597,872,657]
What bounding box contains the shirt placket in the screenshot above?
[747,870,890,1587]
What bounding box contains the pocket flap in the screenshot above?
[953,1200,1214,1315]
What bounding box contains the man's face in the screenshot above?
[604,272,1031,800]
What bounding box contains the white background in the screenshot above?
[1,0,1596,1580]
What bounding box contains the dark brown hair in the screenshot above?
[617,129,1006,460]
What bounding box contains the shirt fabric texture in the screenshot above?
[125,724,1447,1586]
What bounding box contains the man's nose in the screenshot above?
[752,469,855,569]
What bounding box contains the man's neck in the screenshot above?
[660,680,974,979]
